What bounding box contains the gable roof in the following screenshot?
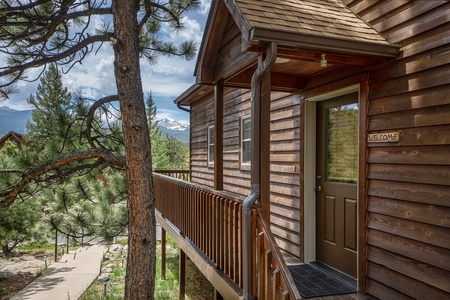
[0,131,24,149]
[236,0,390,45]
[229,0,399,56]
[179,0,400,106]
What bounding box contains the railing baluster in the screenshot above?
[153,172,299,300]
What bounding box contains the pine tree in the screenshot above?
[0,1,200,297]
[26,64,73,150]
[146,92,168,169]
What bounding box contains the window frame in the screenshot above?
[240,116,251,166]
[207,125,214,165]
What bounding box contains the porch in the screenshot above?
[153,170,374,300]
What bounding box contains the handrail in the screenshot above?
[153,172,300,299]
[256,208,302,299]
[154,169,191,181]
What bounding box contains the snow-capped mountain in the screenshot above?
[0,108,190,144]
[157,118,190,131]
[156,118,190,144]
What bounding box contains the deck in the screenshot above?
[154,171,376,300]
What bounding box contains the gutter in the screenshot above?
[242,41,277,300]
[250,27,400,57]
[177,102,190,113]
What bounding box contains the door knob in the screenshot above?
[315,185,322,192]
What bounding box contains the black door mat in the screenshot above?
[288,261,357,298]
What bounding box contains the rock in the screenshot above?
[101,267,113,273]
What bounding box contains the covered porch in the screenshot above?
[154,170,374,300]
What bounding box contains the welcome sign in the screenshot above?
[367,132,400,143]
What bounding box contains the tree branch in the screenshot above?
[0,148,125,208]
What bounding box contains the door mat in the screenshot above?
[288,261,357,298]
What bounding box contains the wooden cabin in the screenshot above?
[154,0,450,299]
[0,131,24,149]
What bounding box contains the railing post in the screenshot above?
[161,228,166,280]
[243,185,260,300]
[179,248,186,300]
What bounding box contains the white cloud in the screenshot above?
[1,7,210,126]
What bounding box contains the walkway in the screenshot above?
[11,245,105,300]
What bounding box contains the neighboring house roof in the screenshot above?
[0,131,24,149]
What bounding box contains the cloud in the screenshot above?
[1,6,211,126]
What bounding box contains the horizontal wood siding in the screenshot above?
[190,94,215,187]
[345,0,450,298]
[190,86,302,257]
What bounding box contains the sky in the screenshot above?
[0,0,212,125]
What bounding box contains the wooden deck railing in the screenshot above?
[153,172,300,299]
[154,169,190,181]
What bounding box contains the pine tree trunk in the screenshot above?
[111,1,156,299]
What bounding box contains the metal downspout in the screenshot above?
[242,42,277,300]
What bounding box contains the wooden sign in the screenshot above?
[368,132,400,143]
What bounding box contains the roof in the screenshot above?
[0,131,24,149]
[236,0,390,45]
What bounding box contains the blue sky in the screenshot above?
[1,1,212,125]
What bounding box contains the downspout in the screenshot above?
[242,41,277,300]
[177,102,190,113]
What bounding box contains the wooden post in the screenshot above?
[161,228,166,280]
[260,68,271,221]
[214,80,224,190]
[214,289,224,300]
[179,248,186,300]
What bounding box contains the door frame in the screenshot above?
[303,84,360,268]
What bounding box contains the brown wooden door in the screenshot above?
[316,93,358,278]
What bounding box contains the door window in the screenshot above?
[326,104,358,183]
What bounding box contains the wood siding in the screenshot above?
[190,87,302,257]
[190,94,215,187]
[342,0,450,298]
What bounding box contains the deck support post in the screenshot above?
[179,248,186,300]
[214,289,224,300]
[161,227,166,280]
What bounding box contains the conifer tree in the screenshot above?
[146,92,168,169]
[0,2,199,297]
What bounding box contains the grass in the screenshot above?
[80,234,214,299]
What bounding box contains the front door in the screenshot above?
[316,93,358,278]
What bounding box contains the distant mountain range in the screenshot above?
[0,106,189,144]
[0,106,33,136]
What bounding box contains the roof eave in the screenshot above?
[249,27,400,58]
[174,83,214,106]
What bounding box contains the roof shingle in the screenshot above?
[235,0,390,45]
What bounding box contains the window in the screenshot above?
[208,125,214,164]
[241,117,251,164]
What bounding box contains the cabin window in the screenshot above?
[208,125,214,164]
[241,117,251,164]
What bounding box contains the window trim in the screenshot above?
[207,125,214,165]
[240,116,251,166]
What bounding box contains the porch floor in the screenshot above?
[281,251,375,300]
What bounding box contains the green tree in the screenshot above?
[26,63,73,153]
[0,142,46,256]
[165,135,189,169]
[146,92,168,169]
[0,1,199,298]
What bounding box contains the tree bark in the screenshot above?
[111,1,156,299]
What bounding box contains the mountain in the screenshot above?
[0,107,190,144]
[0,106,33,136]
[157,118,190,144]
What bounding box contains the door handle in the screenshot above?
[315,185,322,192]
